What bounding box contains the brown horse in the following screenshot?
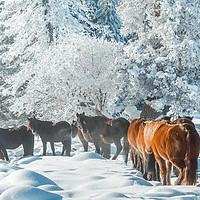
[171,116,195,177]
[128,118,145,170]
[146,122,200,185]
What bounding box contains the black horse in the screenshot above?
[76,112,130,163]
[27,117,72,156]
[0,126,34,161]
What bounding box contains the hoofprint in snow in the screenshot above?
[0,116,199,200]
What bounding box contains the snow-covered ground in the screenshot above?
[0,116,199,200]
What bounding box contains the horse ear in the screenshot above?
[190,116,193,120]
[76,113,79,117]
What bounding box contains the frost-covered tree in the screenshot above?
[84,0,123,42]
[117,0,200,116]
[4,35,123,122]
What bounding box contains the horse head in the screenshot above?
[27,117,38,133]
[71,120,78,138]
[76,112,87,134]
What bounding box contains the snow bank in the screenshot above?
[71,152,105,161]
[1,169,57,187]
[0,186,62,200]
[93,192,130,199]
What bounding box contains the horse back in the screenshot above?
[143,120,167,153]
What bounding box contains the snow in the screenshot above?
[0,115,199,199]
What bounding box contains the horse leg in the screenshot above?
[93,141,101,154]
[62,139,71,156]
[101,143,111,159]
[155,161,161,182]
[78,132,88,152]
[2,149,9,161]
[42,140,47,156]
[171,159,185,185]
[123,136,129,165]
[61,145,65,156]
[130,147,135,168]
[50,142,56,156]
[175,168,184,185]
[146,153,156,181]
[139,155,144,174]
[0,150,5,160]
[173,166,179,177]
[155,156,167,185]
[166,161,172,185]
[112,140,122,160]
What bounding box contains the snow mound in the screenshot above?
[71,152,105,161]
[144,187,185,197]
[93,192,130,199]
[170,195,198,200]
[0,186,62,200]
[38,184,63,191]
[16,156,42,165]
[1,169,57,187]
[77,174,152,190]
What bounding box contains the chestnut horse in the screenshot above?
[128,118,145,170]
[145,121,200,185]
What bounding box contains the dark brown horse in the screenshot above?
[171,116,195,126]
[27,117,72,156]
[171,116,195,176]
[145,121,200,185]
[0,126,34,161]
[76,112,129,163]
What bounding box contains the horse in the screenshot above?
[145,121,200,185]
[72,119,111,158]
[0,126,34,161]
[27,117,72,156]
[171,116,195,127]
[128,118,161,181]
[171,116,195,176]
[127,118,145,170]
[76,112,130,163]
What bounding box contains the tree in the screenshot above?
[117,0,200,116]
[4,35,124,122]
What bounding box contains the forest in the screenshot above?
[0,0,199,127]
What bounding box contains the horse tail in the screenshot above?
[184,125,199,185]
